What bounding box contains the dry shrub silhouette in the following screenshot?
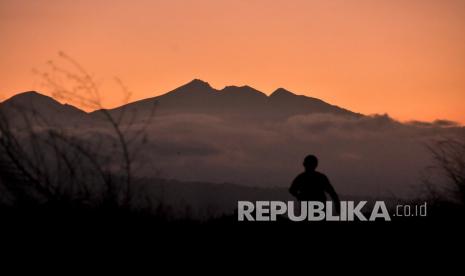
[426,137,465,204]
[420,136,465,219]
[0,53,160,222]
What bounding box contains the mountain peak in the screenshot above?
[161,79,216,98]
[270,88,295,98]
[183,79,212,89]
[3,91,55,104]
[221,85,267,98]
[19,90,41,96]
[10,90,43,98]
[222,85,257,91]
[0,91,87,125]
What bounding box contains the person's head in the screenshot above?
[303,155,318,171]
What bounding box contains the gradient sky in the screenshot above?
[1,0,465,123]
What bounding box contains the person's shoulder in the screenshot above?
[295,172,306,178]
[293,172,307,181]
[314,171,329,179]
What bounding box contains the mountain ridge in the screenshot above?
[101,79,362,120]
[1,79,362,122]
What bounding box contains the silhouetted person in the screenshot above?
[289,155,341,213]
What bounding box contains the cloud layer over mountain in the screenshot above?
[133,111,463,197]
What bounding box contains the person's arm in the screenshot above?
[325,176,341,214]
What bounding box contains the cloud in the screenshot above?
[17,111,461,198]
[406,119,460,128]
[115,112,465,197]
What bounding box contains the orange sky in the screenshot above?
[1,0,465,123]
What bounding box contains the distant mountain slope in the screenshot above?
[0,91,89,127]
[96,79,362,121]
[0,80,362,126]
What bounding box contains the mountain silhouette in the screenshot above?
[0,91,89,127]
[1,80,361,123]
[0,79,363,125]
[94,79,361,121]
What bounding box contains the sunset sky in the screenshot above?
[1,0,464,123]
